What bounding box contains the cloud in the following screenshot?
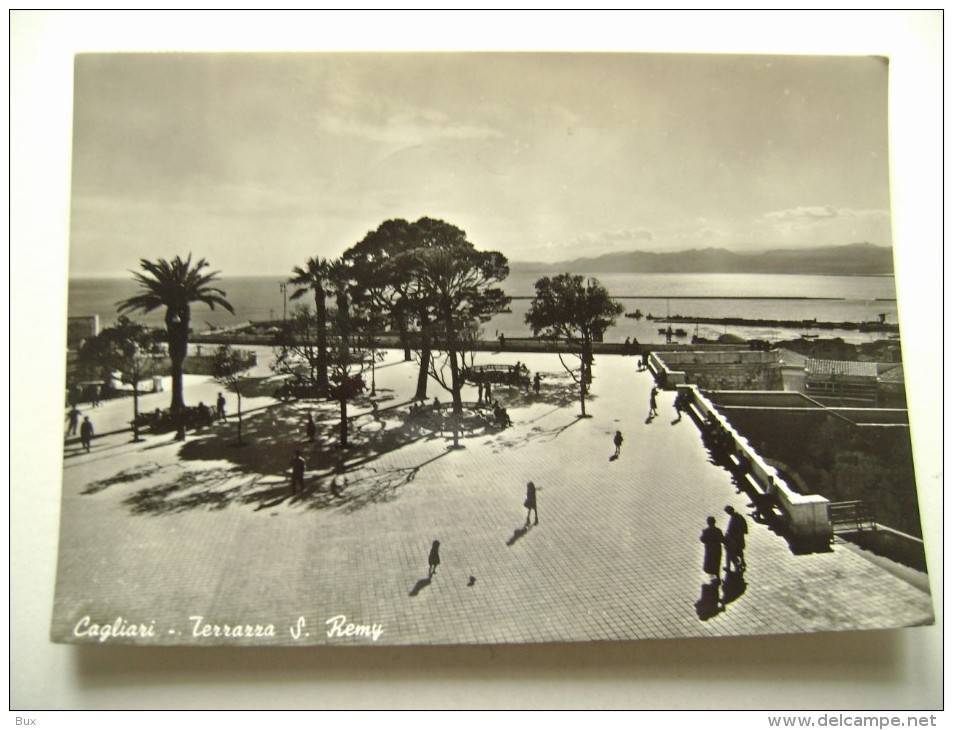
[765,205,839,222]
[765,206,889,225]
[575,228,654,246]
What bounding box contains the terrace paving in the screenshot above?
[51,349,934,646]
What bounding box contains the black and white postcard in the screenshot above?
[52,52,935,647]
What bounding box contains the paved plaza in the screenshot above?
[51,348,935,646]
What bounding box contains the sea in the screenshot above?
[68,272,900,346]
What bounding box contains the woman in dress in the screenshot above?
[428,540,441,578]
[700,516,724,580]
[524,481,538,526]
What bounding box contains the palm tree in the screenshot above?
[118,254,234,413]
[288,257,332,395]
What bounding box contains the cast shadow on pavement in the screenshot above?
[488,414,582,455]
[109,400,455,517]
[81,461,164,495]
[694,570,748,621]
[408,577,432,597]
[506,524,532,546]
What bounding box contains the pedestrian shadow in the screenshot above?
[722,569,747,605]
[506,524,531,546]
[408,577,432,597]
[645,414,656,424]
[254,493,292,510]
[694,578,724,621]
[138,438,191,452]
[609,453,619,462]
[248,478,313,510]
[63,439,136,462]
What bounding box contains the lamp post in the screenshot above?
[279,283,288,321]
[370,332,377,397]
[131,344,142,442]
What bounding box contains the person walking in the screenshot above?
[305,413,316,442]
[533,373,541,396]
[79,416,94,453]
[66,406,81,436]
[289,449,306,495]
[673,390,685,421]
[216,392,227,421]
[613,430,624,458]
[723,505,748,571]
[700,516,724,580]
[649,387,659,417]
[428,540,441,578]
[524,481,539,526]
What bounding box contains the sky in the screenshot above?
[69,52,893,277]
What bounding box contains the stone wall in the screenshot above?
[682,386,832,547]
[719,405,922,539]
[651,350,783,391]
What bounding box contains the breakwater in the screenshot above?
[655,314,899,333]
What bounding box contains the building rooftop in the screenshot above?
[807,359,879,378]
[878,363,905,383]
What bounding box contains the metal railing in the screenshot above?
[829,500,877,534]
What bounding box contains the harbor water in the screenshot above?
[68,272,900,346]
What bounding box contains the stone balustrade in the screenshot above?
[679,384,832,548]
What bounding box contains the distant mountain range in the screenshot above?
[510,243,894,276]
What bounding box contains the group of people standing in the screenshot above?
[700,506,748,579]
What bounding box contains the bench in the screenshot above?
[463,364,531,389]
